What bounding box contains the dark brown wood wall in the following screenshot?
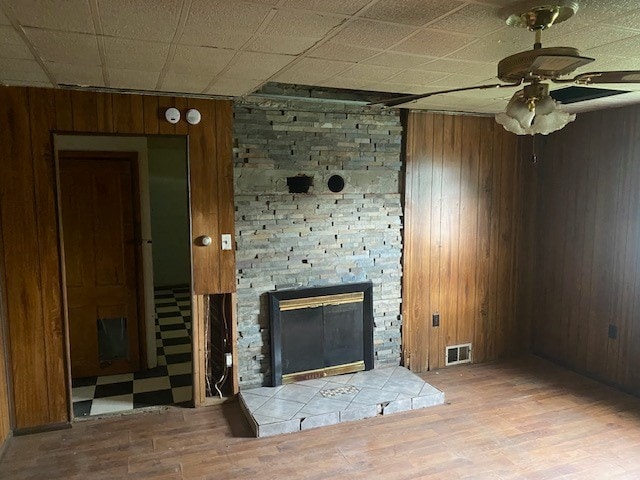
[403,112,535,372]
[532,105,640,393]
[0,272,10,447]
[0,86,235,430]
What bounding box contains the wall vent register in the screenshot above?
[445,343,472,366]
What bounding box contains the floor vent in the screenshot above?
[445,343,472,366]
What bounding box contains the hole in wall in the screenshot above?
[328,174,345,193]
[287,175,313,193]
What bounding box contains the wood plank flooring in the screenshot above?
[3,356,640,479]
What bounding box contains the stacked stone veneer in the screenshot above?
[234,97,403,388]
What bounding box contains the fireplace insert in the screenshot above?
[268,282,374,386]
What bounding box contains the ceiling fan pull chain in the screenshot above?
[531,134,538,164]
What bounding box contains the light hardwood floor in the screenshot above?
[3,356,640,479]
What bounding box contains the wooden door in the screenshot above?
[59,152,142,378]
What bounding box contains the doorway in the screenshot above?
[59,151,143,379]
[55,135,193,418]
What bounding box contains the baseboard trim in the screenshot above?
[13,421,71,436]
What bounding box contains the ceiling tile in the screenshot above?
[224,51,294,80]
[547,25,639,51]
[180,31,252,50]
[4,0,94,33]
[362,52,435,69]
[25,29,100,65]
[334,64,398,83]
[169,45,235,76]
[0,57,48,82]
[331,19,417,50]
[108,68,159,90]
[603,10,640,31]
[429,73,489,89]
[207,76,263,96]
[428,3,504,35]
[0,42,33,60]
[365,82,423,94]
[245,35,318,55]
[306,42,378,62]
[272,57,352,84]
[386,69,449,86]
[159,72,212,93]
[448,28,530,63]
[262,10,345,38]
[98,0,181,42]
[0,8,10,25]
[0,25,23,45]
[392,29,476,57]
[363,0,464,26]
[576,0,640,22]
[103,37,170,71]
[181,0,271,48]
[415,58,496,78]
[281,0,371,15]
[586,35,640,60]
[47,62,104,86]
[583,55,640,71]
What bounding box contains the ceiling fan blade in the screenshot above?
[371,82,522,108]
[561,70,640,85]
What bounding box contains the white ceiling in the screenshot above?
[1,0,640,113]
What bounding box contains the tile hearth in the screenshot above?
[239,366,444,437]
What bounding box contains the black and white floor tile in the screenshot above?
[72,286,193,418]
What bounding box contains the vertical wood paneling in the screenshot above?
[0,86,236,430]
[402,112,433,371]
[0,238,11,447]
[533,104,640,395]
[404,112,533,371]
[70,90,98,132]
[0,87,50,426]
[188,98,221,295]
[28,89,68,423]
[215,101,236,293]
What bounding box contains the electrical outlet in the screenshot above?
[225,352,233,367]
[433,313,440,327]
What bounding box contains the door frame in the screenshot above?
[57,150,147,382]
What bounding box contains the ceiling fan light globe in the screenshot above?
[532,110,576,135]
[536,95,557,115]
[496,112,528,135]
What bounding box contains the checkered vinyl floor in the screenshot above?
[72,286,193,417]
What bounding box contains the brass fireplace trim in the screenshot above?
[279,292,364,311]
[282,361,365,384]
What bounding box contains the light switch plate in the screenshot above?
[221,234,232,250]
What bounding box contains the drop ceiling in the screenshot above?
[1,0,640,114]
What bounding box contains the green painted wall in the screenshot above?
[147,137,190,288]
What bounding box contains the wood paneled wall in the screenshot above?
[0,86,235,430]
[403,112,535,372]
[532,105,640,393]
[0,270,11,448]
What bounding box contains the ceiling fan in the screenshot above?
[375,0,640,135]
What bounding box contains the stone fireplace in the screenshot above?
[268,282,374,386]
[234,96,403,388]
